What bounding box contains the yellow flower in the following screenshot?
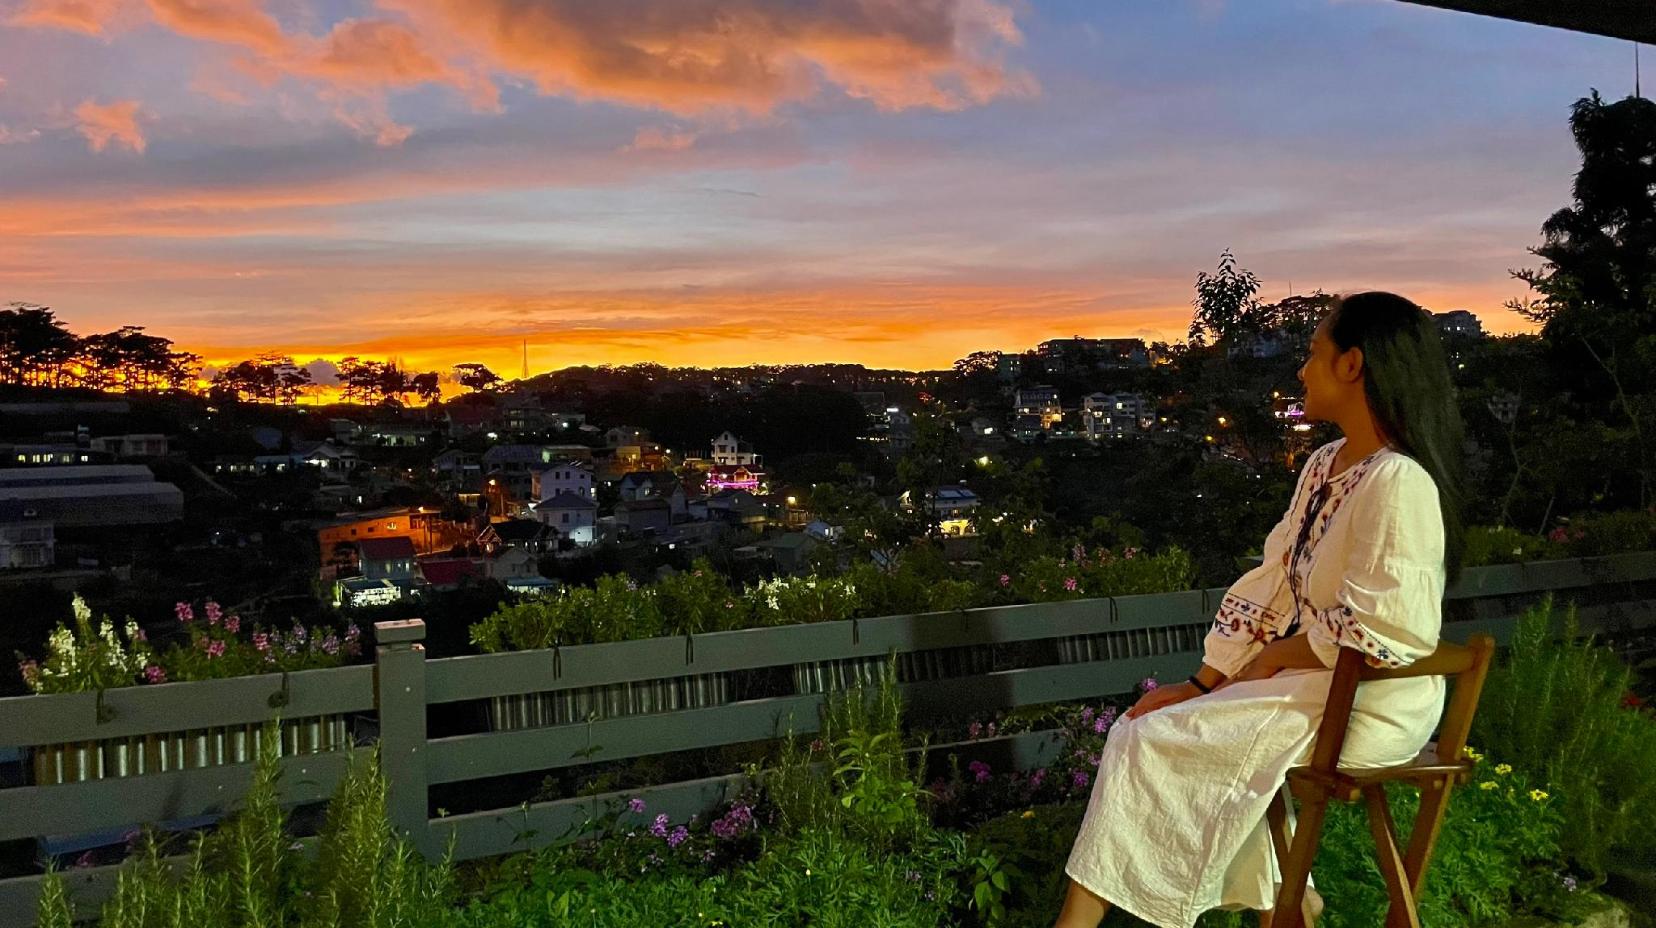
[1495,764,1513,776]
[1530,789,1549,802]
[1479,781,1498,791]
[1021,810,1036,820]
[1462,745,1484,762]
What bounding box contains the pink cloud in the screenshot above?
[624,125,698,153]
[73,98,146,153]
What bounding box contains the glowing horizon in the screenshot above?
[0,1,1621,376]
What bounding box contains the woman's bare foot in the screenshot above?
[1306,886,1324,919]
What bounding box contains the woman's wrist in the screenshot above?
[1193,664,1227,690]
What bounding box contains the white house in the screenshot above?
[710,431,761,467]
[532,460,595,503]
[535,492,598,546]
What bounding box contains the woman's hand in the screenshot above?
[1124,681,1201,720]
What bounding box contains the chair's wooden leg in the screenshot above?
[1273,785,1329,928]
[1403,778,1454,899]
[1268,790,1320,928]
[1362,785,1421,928]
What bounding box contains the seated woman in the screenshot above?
[1057,292,1465,928]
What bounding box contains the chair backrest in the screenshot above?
[1307,634,1496,775]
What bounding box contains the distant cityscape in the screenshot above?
[0,306,1488,621]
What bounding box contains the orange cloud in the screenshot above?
[7,0,130,36]
[73,98,145,153]
[144,0,284,54]
[387,0,1035,116]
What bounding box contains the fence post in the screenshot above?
[374,619,434,858]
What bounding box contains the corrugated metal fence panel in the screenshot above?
[0,664,374,747]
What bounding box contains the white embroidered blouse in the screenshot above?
[1203,438,1446,678]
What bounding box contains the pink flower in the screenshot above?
[143,665,167,684]
[628,797,647,814]
[967,721,983,739]
[667,825,689,848]
[321,634,340,656]
[969,760,992,784]
[1548,527,1568,544]
[18,660,40,688]
[253,631,271,652]
[1124,547,1138,559]
[1029,768,1047,788]
[998,574,1011,588]
[1140,677,1158,692]
[986,722,997,737]
[345,624,362,641]
[132,627,147,643]
[224,615,240,634]
[204,601,222,626]
[291,624,307,643]
[1063,577,1078,592]
[206,640,225,658]
[174,602,194,623]
[650,814,670,838]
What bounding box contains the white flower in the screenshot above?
[71,594,92,623]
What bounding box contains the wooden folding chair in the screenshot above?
[1266,634,1497,928]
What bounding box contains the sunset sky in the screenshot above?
[0,0,1633,377]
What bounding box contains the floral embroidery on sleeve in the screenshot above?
[1315,604,1404,669]
[1212,593,1290,644]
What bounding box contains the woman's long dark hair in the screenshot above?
[1328,292,1466,584]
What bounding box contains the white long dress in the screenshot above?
[1064,438,1448,927]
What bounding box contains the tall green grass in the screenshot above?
[37,721,454,928]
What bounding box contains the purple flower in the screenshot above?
[1140,677,1158,692]
[1562,876,1578,892]
[1071,769,1090,791]
[906,869,922,883]
[143,664,167,684]
[291,624,307,643]
[206,640,225,658]
[1063,577,1078,592]
[224,615,240,634]
[1029,768,1047,789]
[1080,706,1095,724]
[321,634,341,656]
[967,721,983,739]
[1093,715,1109,734]
[667,825,688,848]
[204,601,222,626]
[345,623,362,641]
[969,760,992,784]
[175,602,194,623]
[628,797,647,814]
[650,813,669,838]
[998,573,1010,588]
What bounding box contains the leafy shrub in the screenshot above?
[1461,525,1560,567]
[1470,596,1656,875]
[1559,509,1656,557]
[1312,755,1596,928]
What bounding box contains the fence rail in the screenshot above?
[4,551,1655,925]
